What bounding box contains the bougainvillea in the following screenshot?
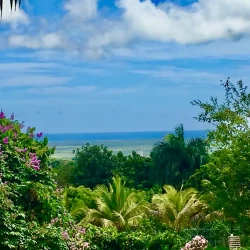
[182,236,208,250]
[0,111,89,249]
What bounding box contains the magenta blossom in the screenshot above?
[26,153,41,170]
[10,113,14,120]
[0,111,5,119]
[37,132,43,138]
[3,137,8,144]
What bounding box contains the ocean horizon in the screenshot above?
[47,130,207,159]
[46,130,207,143]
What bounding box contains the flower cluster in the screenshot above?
[15,148,28,153]
[26,153,41,170]
[64,225,89,250]
[182,236,208,250]
[0,124,13,133]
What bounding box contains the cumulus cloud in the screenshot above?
[117,0,250,44]
[5,0,250,58]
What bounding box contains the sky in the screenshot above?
[1,0,250,133]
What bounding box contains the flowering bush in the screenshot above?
[182,236,208,250]
[0,111,88,249]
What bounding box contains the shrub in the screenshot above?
[0,112,88,249]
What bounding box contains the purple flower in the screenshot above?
[26,153,41,170]
[3,137,8,144]
[10,113,14,121]
[0,111,5,119]
[19,122,24,129]
[37,132,43,138]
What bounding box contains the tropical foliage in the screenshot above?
[151,185,205,231]
[151,124,208,188]
[3,78,250,249]
[84,176,146,230]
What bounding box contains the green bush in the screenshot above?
[84,224,119,250]
[84,223,184,250]
[149,230,185,250]
[0,112,88,249]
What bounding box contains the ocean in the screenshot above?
[47,131,207,159]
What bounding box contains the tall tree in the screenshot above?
[151,185,205,231]
[73,144,118,188]
[151,124,208,188]
[84,176,146,230]
[191,78,250,227]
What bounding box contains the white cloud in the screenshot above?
[101,0,250,45]
[5,0,250,59]
[64,0,97,21]
[1,0,29,26]
[71,0,250,58]
[8,33,63,49]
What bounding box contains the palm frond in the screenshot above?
[152,185,206,231]
[85,176,145,230]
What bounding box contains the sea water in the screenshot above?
[47,131,207,159]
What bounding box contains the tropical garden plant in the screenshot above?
[151,185,205,231]
[84,176,146,230]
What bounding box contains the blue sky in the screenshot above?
[1,0,250,133]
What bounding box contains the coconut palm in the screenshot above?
[0,0,21,16]
[151,185,205,231]
[84,176,146,230]
[151,124,208,188]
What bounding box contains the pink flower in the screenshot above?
[62,231,69,240]
[3,137,8,144]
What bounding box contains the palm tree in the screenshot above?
[151,124,208,188]
[0,0,21,17]
[84,176,146,230]
[151,185,205,231]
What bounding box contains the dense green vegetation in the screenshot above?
[2,78,250,249]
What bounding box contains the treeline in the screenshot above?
[52,123,208,190]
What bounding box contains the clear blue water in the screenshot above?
[46,130,206,143]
